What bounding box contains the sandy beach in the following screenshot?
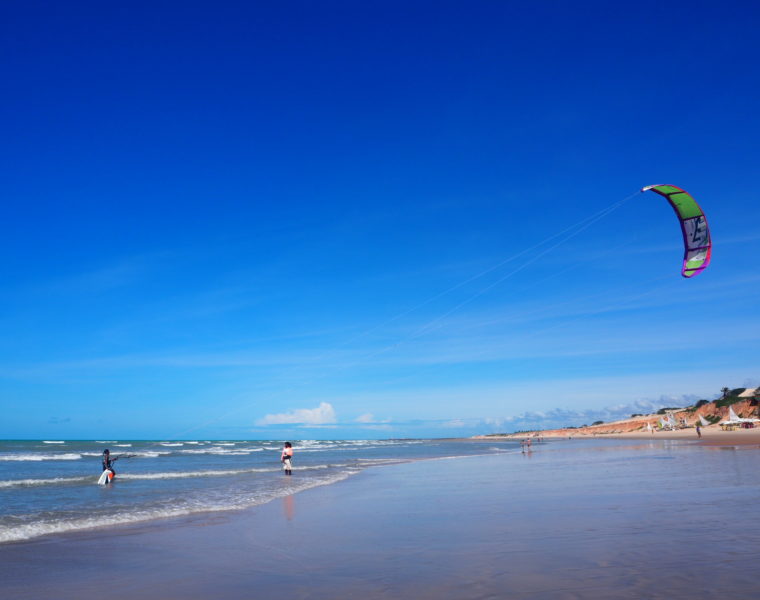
[510,426,760,445]
[2,437,759,600]
[478,397,760,447]
[612,427,760,445]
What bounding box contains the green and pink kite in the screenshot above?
[641,184,712,278]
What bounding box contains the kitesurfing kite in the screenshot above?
[641,184,712,278]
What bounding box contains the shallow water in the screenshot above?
[0,438,518,543]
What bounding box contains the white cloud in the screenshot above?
[257,402,337,426]
[479,396,697,433]
[357,424,393,431]
[442,419,466,428]
[355,413,393,425]
[483,417,505,428]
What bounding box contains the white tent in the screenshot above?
[699,414,710,427]
[721,405,760,426]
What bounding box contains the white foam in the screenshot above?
[489,447,518,453]
[42,441,66,444]
[90,450,168,458]
[158,443,184,447]
[0,453,82,461]
[0,470,358,543]
[297,463,351,471]
[118,467,276,480]
[0,476,91,488]
[293,444,338,451]
[0,464,344,488]
[113,444,132,447]
[179,447,253,456]
[129,451,169,458]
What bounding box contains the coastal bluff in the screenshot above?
[476,388,760,439]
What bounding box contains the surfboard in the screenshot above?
[97,469,113,485]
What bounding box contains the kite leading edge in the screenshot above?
[641,184,712,278]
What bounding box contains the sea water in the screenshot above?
[0,438,519,543]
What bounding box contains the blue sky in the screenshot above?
[2,1,759,439]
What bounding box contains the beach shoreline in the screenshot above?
[474,392,760,447]
[3,437,760,599]
[476,426,760,445]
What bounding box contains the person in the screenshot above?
[696,425,701,438]
[281,442,293,476]
[101,449,120,483]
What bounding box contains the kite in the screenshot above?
[641,184,712,278]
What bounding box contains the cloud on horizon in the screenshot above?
[257,402,337,426]
[354,413,393,425]
[479,395,703,433]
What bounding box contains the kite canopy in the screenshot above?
[641,184,712,278]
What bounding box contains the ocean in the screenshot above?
[0,438,519,544]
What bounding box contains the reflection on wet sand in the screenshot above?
[282,494,295,521]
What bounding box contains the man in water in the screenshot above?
[101,449,120,483]
[281,442,293,476]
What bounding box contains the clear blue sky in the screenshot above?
[2,1,759,439]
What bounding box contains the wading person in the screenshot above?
[101,449,120,483]
[281,442,293,475]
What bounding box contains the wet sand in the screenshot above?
[2,440,760,599]
[540,427,760,445]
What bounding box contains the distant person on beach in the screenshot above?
[281,442,293,475]
[696,425,701,438]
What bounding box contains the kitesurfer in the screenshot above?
[101,449,120,483]
[281,442,293,476]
